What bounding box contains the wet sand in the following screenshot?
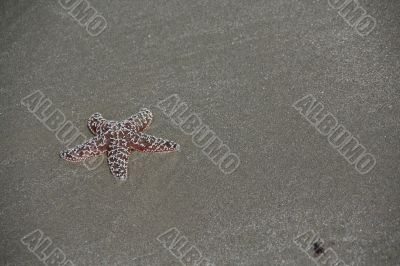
[1,0,399,265]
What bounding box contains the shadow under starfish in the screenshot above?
[60,108,180,181]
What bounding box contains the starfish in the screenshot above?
[60,108,180,180]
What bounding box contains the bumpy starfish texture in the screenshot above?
[60,108,180,180]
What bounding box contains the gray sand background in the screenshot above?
[1,0,399,265]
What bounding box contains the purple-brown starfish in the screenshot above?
[60,108,180,180]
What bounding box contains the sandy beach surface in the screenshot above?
[1,0,399,265]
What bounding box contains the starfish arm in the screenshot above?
[60,135,107,162]
[87,112,107,134]
[128,133,180,153]
[123,108,153,132]
[107,140,130,180]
